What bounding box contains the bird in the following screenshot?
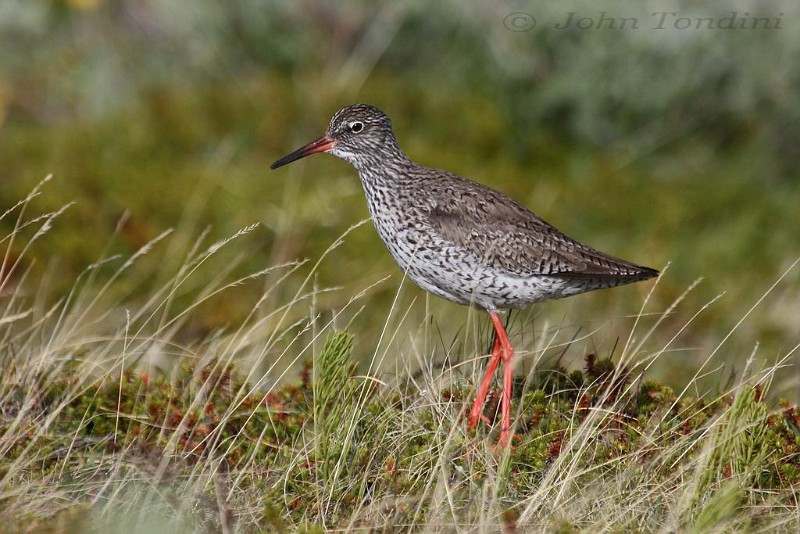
[270,104,658,448]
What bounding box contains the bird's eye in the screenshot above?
[349,121,364,133]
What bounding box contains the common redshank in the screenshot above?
[271,104,658,447]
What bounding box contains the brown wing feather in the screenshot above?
[421,171,657,280]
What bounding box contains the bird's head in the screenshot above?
[270,104,403,171]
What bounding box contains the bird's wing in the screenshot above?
[423,173,651,278]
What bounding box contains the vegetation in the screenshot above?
[1,1,799,531]
[3,314,800,531]
[1,187,799,531]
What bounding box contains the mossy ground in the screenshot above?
[3,332,798,532]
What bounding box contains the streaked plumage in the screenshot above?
[271,104,658,447]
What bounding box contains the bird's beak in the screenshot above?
[270,135,337,169]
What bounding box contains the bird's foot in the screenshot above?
[467,414,492,430]
[467,409,492,430]
[492,431,521,453]
[467,389,499,430]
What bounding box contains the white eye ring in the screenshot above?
[349,121,364,133]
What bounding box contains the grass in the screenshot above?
[2,182,799,532]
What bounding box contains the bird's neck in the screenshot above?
[349,148,414,186]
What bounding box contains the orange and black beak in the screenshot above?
[270,135,337,169]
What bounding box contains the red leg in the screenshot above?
[468,335,502,430]
[489,311,515,448]
[468,311,516,448]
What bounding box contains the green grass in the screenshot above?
[1,188,799,532]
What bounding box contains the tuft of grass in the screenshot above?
[313,331,357,474]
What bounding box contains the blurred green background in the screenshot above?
[1,1,798,393]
